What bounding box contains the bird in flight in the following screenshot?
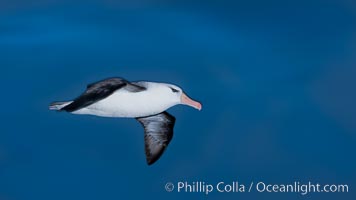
[49,77,202,165]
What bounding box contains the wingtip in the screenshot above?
[146,156,159,165]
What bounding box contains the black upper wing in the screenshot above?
[61,77,145,112]
[136,112,175,165]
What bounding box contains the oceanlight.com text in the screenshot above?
[164,181,349,195]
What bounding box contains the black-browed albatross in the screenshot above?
[49,77,202,165]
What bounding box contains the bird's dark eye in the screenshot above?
[170,87,179,93]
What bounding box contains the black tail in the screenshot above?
[49,101,72,111]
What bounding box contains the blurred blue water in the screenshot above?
[0,1,355,200]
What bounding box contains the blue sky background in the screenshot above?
[0,0,355,199]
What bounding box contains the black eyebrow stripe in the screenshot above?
[169,87,179,93]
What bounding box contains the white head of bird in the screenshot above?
[152,83,202,111]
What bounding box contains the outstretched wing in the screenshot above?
[61,77,146,112]
[136,112,175,165]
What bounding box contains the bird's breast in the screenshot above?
[75,90,174,118]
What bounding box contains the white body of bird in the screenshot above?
[72,82,180,118]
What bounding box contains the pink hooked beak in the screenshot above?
[180,93,202,111]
